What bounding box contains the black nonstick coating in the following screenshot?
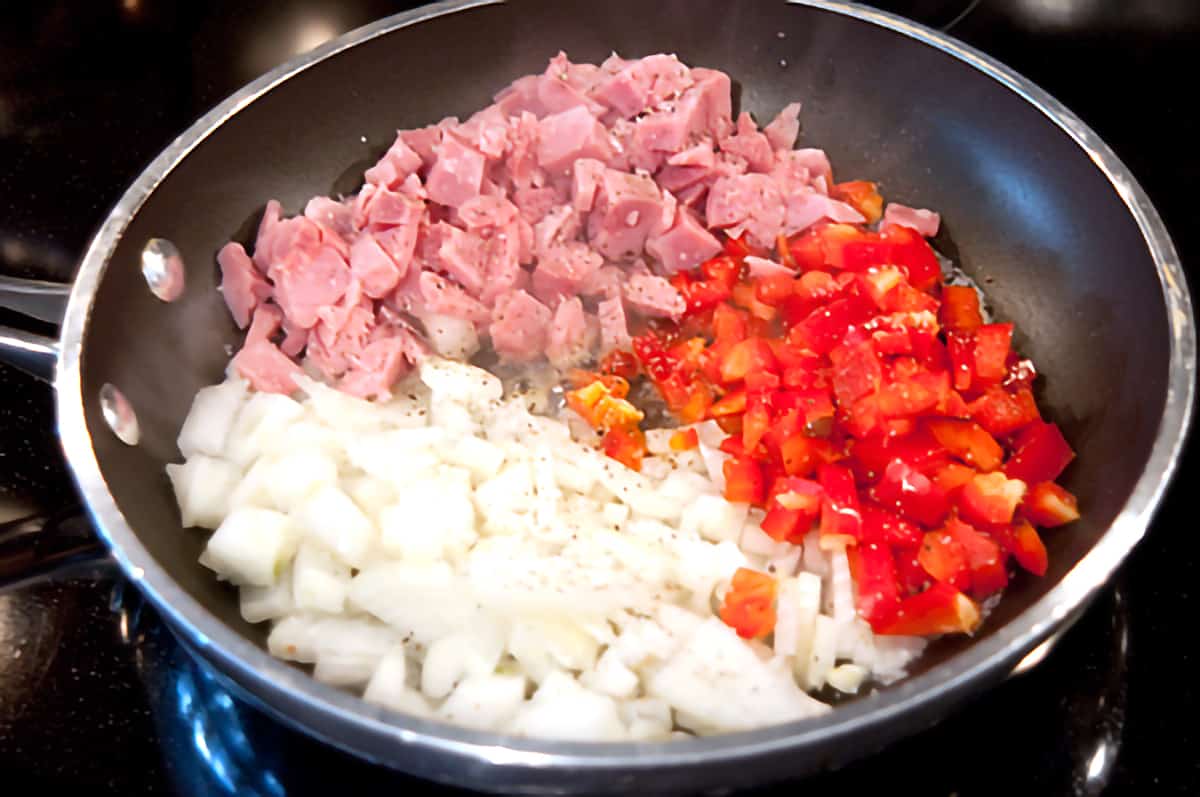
[78,0,1166,729]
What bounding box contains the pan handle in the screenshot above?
[0,275,68,383]
[0,507,114,592]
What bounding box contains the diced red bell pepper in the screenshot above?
[602,426,646,471]
[742,402,772,451]
[677,277,732,317]
[959,471,1027,526]
[881,223,941,290]
[599,349,639,381]
[712,302,749,343]
[669,428,699,452]
[925,418,1004,472]
[940,285,984,333]
[932,461,977,496]
[794,269,841,303]
[995,519,1048,576]
[723,456,766,505]
[859,503,923,547]
[720,337,778,383]
[787,227,830,272]
[1004,421,1075,485]
[709,388,747,418]
[972,323,1013,384]
[704,254,745,287]
[731,282,777,321]
[1004,355,1038,391]
[789,295,875,355]
[817,463,862,544]
[943,516,1008,598]
[779,433,836,477]
[876,582,982,636]
[894,546,932,595]
[718,568,777,639]
[1022,481,1080,528]
[830,339,883,406]
[761,476,823,542]
[946,331,975,392]
[755,274,798,306]
[841,238,894,273]
[857,267,907,309]
[918,530,972,592]
[831,180,884,224]
[850,429,948,482]
[876,370,945,418]
[884,282,940,315]
[632,333,677,382]
[871,458,952,526]
[850,543,902,631]
[968,387,1041,437]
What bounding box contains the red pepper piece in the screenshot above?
[859,503,923,547]
[940,285,984,333]
[718,568,777,639]
[968,387,1041,437]
[850,543,902,631]
[972,323,1013,384]
[995,519,1048,576]
[959,471,1027,526]
[944,516,1008,599]
[817,463,862,544]
[723,456,766,505]
[925,418,1004,472]
[918,529,972,592]
[876,582,982,636]
[1021,481,1080,528]
[1004,421,1075,485]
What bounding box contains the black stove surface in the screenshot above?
[1,2,1196,794]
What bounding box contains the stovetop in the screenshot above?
[1,2,1197,794]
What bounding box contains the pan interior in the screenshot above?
[79,0,1169,689]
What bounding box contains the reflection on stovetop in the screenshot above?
[100,578,1129,797]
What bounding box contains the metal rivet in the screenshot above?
[141,238,185,302]
[99,383,140,446]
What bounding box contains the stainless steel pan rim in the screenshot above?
[52,0,1196,780]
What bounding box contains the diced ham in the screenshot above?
[490,290,552,361]
[883,203,941,238]
[513,186,560,225]
[216,54,884,399]
[533,205,582,257]
[587,169,665,260]
[706,174,786,248]
[338,334,416,400]
[304,197,357,242]
[363,132,423,188]
[597,296,631,353]
[622,273,685,319]
[668,141,716,168]
[531,243,603,306]
[744,255,794,279]
[349,233,405,299]
[217,242,272,329]
[764,102,802,151]
[451,105,510,160]
[495,75,547,119]
[425,134,486,208]
[480,219,526,305]
[793,148,833,187]
[572,158,607,213]
[271,245,352,329]
[719,112,774,173]
[279,316,308,358]
[399,124,444,172]
[536,106,614,175]
[458,195,519,230]
[356,186,424,232]
[579,265,624,300]
[537,52,606,117]
[547,296,592,368]
[419,271,491,324]
[254,205,323,276]
[232,305,300,394]
[590,53,693,119]
[645,205,722,274]
[784,192,865,235]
